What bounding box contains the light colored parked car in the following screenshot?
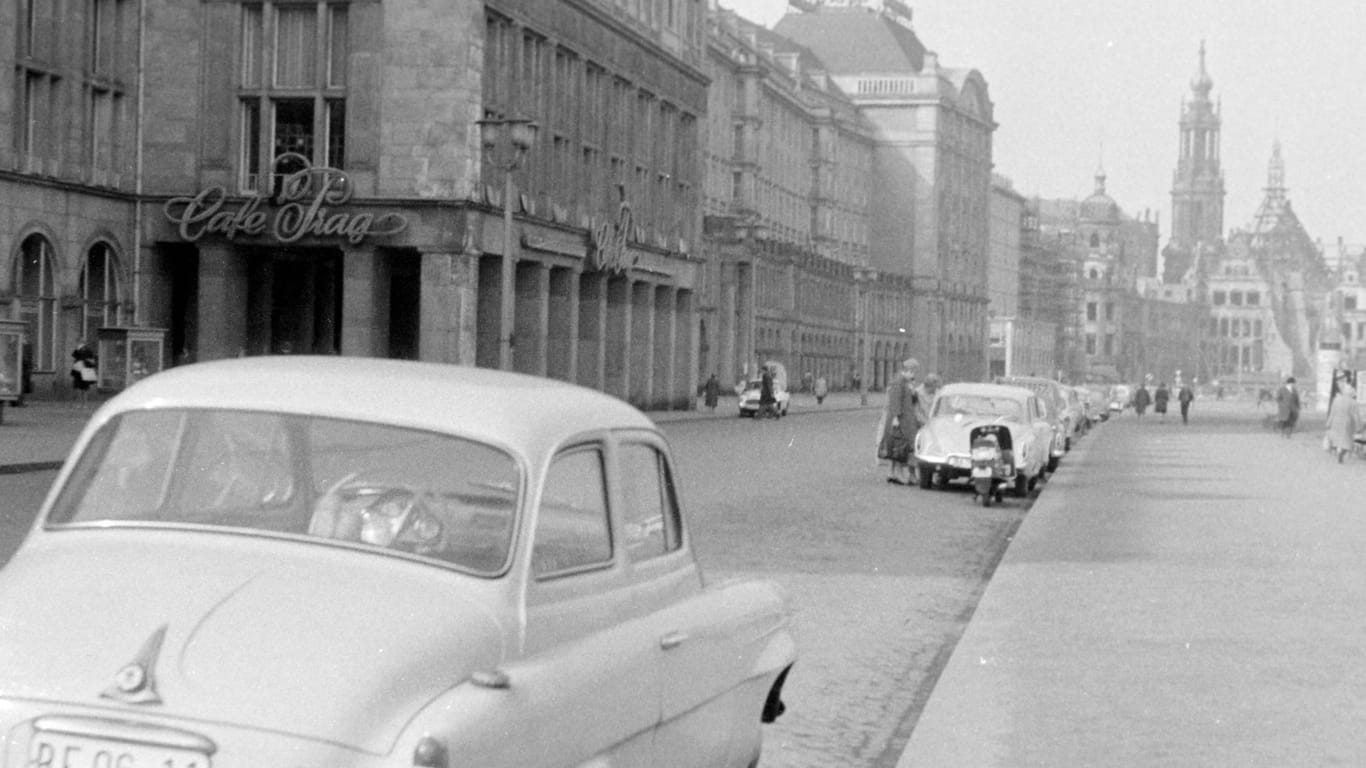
[913,382,1055,495]
[995,375,1071,470]
[0,357,795,768]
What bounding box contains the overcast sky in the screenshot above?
[722,0,1366,249]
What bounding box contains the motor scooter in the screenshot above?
[969,424,1014,507]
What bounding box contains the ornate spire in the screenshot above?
[1266,139,1286,203]
[1190,40,1213,98]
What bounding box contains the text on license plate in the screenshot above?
[29,732,211,768]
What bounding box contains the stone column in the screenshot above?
[547,267,578,381]
[577,272,606,390]
[652,285,674,409]
[605,275,631,400]
[514,260,549,376]
[737,261,756,377]
[677,289,698,411]
[196,243,248,360]
[418,249,462,364]
[341,248,385,357]
[718,260,738,387]
[630,280,655,407]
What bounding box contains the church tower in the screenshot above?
[1170,41,1225,252]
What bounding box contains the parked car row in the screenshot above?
[912,374,1103,507]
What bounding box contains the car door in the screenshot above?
[613,437,741,768]
[519,442,659,768]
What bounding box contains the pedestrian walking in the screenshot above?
[70,341,98,408]
[814,375,828,406]
[1324,382,1360,462]
[1153,382,1170,422]
[1178,381,1195,424]
[758,365,777,419]
[1275,376,1301,438]
[1132,383,1151,418]
[703,373,720,412]
[877,358,920,485]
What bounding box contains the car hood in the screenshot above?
[0,530,506,754]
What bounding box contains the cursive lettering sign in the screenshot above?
[163,164,407,245]
[587,198,637,274]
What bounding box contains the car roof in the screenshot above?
[94,357,655,456]
[936,382,1034,401]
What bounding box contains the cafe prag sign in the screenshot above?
[587,197,638,274]
[163,163,407,245]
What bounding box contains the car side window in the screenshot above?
[532,446,613,578]
[617,442,682,561]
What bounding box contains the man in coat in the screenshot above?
[1325,382,1360,462]
[1177,381,1195,425]
[1132,383,1151,418]
[1276,376,1301,438]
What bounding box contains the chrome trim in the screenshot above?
[32,716,217,754]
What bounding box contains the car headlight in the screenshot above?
[413,737,448,768]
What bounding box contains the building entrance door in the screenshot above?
[247,248,341,356]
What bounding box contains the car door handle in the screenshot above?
[659,631,688,650]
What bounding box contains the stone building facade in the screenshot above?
[773,4,995,383]
[700,9,883,392]
[4,0,711,410]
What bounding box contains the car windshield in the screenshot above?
[933,394,1022,420]
[46,409,520,576]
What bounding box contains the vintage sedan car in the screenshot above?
[912,382,1055,495]
[0,357,795,768]
[995,375,1070,470]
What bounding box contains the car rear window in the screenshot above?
[46,409,520,576]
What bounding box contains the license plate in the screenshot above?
[949,457,971,469]
[27,731,212,768]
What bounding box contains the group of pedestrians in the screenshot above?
[1129,380,1197,424]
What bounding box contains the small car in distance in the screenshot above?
[0,357,795,768]
[738,362,791,417]
[913,382,1055,497]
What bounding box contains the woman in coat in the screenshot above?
[1153,383,1170,421]
[878,358,920,485]
[1325,383,1360,462]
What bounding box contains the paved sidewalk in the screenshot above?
[896,400,1359,766]
[0,389,880,472]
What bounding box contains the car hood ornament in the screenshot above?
[101,625,167,705]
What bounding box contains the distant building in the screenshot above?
[774,2,995,382]
[1204,142,1328,391]
[1163,41,1226,284]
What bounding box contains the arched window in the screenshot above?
[80,242,122,344]
[15,234,58,371]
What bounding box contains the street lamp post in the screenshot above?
[854,267,878,406]
[477,117,538,371]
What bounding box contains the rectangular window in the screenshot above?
[242,4,263,87]
[534,447,613,577]
[1213,291,1226,306]
[325,99,345,167]
[1346,295,1358,311]
[1086,302,1097,321]
[326,6,347,87]
[273,6,318,88]
[1230,291,1243,306]
[1104,334,1114,356]
[241,99,262,190]
[1105,302,1114,321]
[618,443,682,561]
[1247,291,1260,306]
